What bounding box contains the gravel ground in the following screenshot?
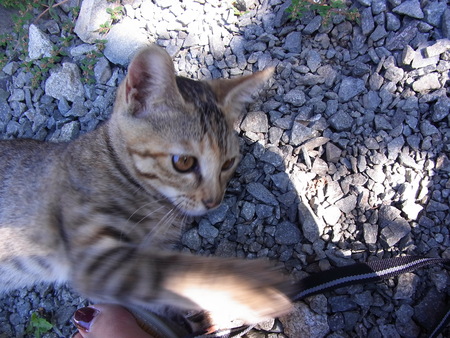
[0,0,449,337]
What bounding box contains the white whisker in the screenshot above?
[126,198,167,223]
[135,204,168,225]
[138,196,189,247]
[140,207,179,247]
[118,198,171,240]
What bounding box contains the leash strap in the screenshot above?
[201,256,449,338]
[293,256,449,300]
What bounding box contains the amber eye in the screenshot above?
[172,155,197,173]
[221,158,235,171]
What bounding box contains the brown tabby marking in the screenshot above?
[0,45,291,331]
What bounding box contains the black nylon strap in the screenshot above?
[293,256,450,300]
[429,306,450,338]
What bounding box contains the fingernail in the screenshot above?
[72,306,99,332]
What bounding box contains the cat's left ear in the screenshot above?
[124,45,184,117]
[208,67,274,124]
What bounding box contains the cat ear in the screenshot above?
[125,45,183,117]
[208,67,274,123]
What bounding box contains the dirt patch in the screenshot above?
[0,5,17,35]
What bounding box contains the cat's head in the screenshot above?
[111,45,273,216]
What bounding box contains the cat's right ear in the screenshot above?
[125,45,183,117]
[208,67,274,125]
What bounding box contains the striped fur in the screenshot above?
[0,45,291,330]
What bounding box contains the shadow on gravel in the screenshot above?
[208,3,450,336]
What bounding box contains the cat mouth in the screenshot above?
[175,202,209,217]
[175,195,224,217]
[157,187,220,217]
[168,195,209,217]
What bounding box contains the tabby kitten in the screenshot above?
[0,45,291,331]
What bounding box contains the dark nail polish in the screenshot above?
[72,307,99,332]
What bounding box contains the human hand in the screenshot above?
[72,304,153,338]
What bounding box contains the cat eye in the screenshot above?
[172,155,197,173]
[221,158,236,171]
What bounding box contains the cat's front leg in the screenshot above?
[70,248,292,329]
[162,254,293,329]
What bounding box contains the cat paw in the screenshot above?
[193,281,291,329]
[166,258,293,328]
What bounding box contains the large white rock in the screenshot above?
[74,0,149,66]
[28,24,53,60]
[103,18,149,66]
[44,63,84,102]
[74,0,112,43]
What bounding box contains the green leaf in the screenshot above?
[330,0,345,9]
[286,0,359,23]
[26,312,53,338]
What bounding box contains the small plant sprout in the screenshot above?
[26,312,53,338]
[287,0,360,25]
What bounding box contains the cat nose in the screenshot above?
[202,198,220,210]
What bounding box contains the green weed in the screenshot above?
[231,1,249,16]
[80,50,103,84]
[97,5,123,35]
[106,6,123,22]
[95,39,108,52]
[287,0,360,25]
[18,42,69,88]
[97,21,112,35]
[26,312,53,338]
[0,0,87,89]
